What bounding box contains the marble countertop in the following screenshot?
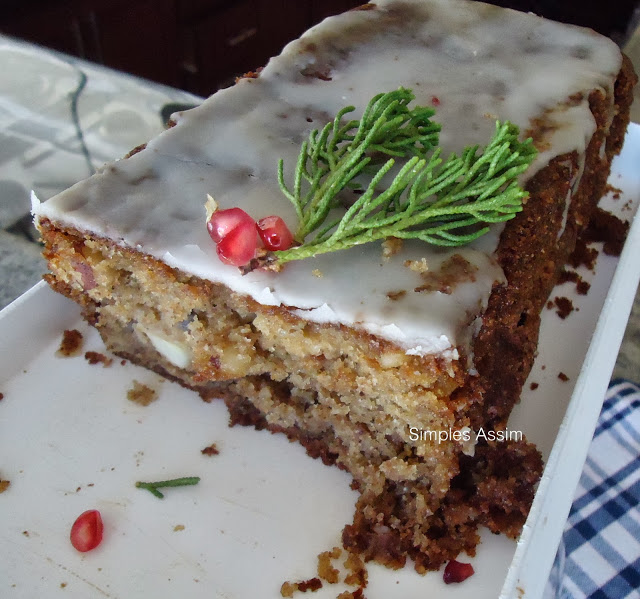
[0,34,638,382]
[0,35,201,307]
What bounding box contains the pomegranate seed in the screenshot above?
[257,215,294,251]
[443,559,474,584]
[70,509,103,552]
[207,207,254,244]
[216,220,259,266]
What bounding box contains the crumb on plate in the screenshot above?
[57,329,83,357]
[344,552,367,587]
[554,296,574,319]
[317,547,342,584]
[280,577,323,596]
[201,443,220,456]
[127,380,158,406]
[382,237,403,260]
[85,351,113,367]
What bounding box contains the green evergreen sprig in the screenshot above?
[263,89,536,268]
[278,88,441,243]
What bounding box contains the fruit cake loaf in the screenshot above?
[32,0,636,571]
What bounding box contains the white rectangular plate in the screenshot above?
[1,125,640,599]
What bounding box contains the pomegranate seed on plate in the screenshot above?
[257,215,294,251]
[207,207,254,244]
[443,559,474,584]
[216,219,259,266]
[70,509,103,552]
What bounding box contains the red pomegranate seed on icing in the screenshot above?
[257,215,294,251]
[70,509,103,552]
[216,220,259,266]
[443,559,474,584]
[207,207,254,244]
[431,95,441,106]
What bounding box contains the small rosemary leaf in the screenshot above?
[136,477,201,499]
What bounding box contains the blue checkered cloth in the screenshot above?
[547,379,640,599]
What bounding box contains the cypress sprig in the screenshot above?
[277,88,441,243]
[264,89,536,268]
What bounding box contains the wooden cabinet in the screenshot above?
[2,1,637,95]
[0,0,364,95]
[311,0,362,22]
[179,0,312,94]
[1,0,180,87]
[91,0,179,87]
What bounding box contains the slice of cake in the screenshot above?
[32,0,635,572]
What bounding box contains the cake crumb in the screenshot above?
[57,329,83,357]
[127,381,158,406]
[0,479,10,493]
[553,297,574,319]
[386,290,406,301]
[344,552,367,587]
[524,110,560,151]
[298,578,322,592]
[558,372,569,382]
[85,351,113,367]
[558,269,591,295]
[312,269,324,278]
[415,254,478,294]
[60,582,67,588]
[605,183,622,199]
[583,207,629,257]
[201,443,220,456]
[317,547,342,583]
[337,589,365,599]
[382,237,403,260]
[576,280,591,295]
[173,524,185,532]
[0,392,4,401]
[530,382,539,391]
[568,237,599,271]
[280,578,323,596]
[404,257,429,273]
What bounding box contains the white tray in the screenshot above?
[1,125,639,599]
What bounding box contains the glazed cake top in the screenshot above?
[33,0,622,358]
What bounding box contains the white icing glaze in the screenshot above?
[33,0,622,357]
